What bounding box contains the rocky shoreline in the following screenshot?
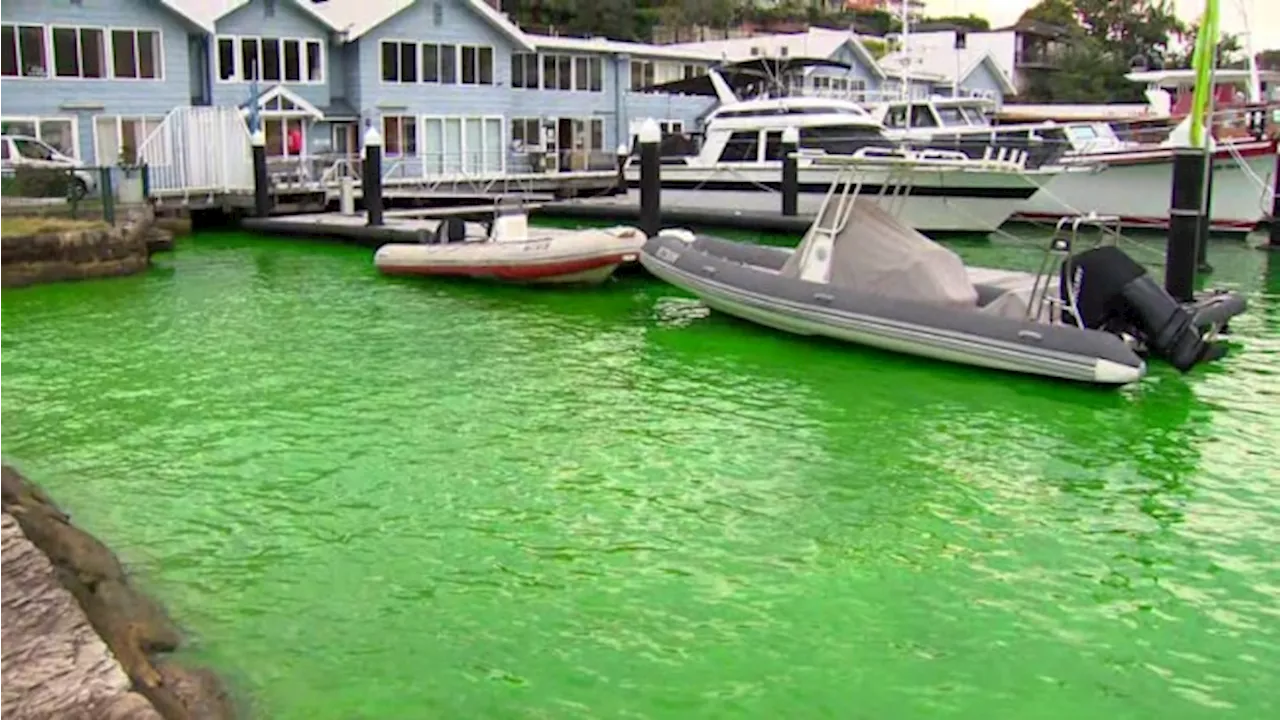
[0,205,174,289]
[1,466,238,719]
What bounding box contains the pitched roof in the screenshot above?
[165,1,341,33]
[666,28,885,78]
[310,0,533,50]
[529,34,721,62]
[878,47,1016,94]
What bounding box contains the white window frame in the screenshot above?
[1,23,50,79]
[456,44,493,86]
[48,25,109,80]
[421,114,505,173]
[379,38,418,84]
[509,117,541,148]
[378,41,491,87]
[659,120,684,135]
[215,34,325,84]
[629,59,655,91]
[105,26,164,81]
[511,53,539,89]
[0,115,80,160]
[92,114,167,165]
[381,114,418,157]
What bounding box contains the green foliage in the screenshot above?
[1019,0,1077,28]
[919,14,991,32]
[1017,0,1189,103]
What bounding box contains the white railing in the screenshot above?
[136,107,254,197]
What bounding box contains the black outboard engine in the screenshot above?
[1061,246,1226,372]
[433,217,467,244]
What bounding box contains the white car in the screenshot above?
[0,134,98,199]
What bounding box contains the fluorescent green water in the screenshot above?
[2,229,1278,719]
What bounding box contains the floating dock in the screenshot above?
[239,206,532,248]
[537,194,815,235]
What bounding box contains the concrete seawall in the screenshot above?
[1,466,237,719]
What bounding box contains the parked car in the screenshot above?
[0,134,97,199]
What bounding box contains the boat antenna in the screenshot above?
[900,0,911,102]
[1234,0,1261,102]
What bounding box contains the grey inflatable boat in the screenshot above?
[640,185,1245,386]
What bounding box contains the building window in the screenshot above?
[217,35,323,83]
[383,115,418,157]
[510,117,540,148]
[439,43,457,83]
[681,63,704,79]
[1,24,48,77]
[110,29,160,79]
[263,117,304,158]
[458,45,492,85]
[659,120,684,135]
[1,116,78,159]
[380,40,414,83]
[511,53,539,89]
[50,26,107,79]
[566,57,603,92]
[93,115,164,165]
[588,57,603,91]
[629,60,654,91]
[421,115,504,174]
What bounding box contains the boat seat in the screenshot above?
[972,269,1061,321]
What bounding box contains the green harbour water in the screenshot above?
[2,226,1278,719]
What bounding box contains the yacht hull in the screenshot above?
[625,163,1053,234]
[1014,140,1276,234]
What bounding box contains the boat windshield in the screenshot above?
[959,105,990,126]
[935,106,969,127]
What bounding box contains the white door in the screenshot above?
[543,118,558,172]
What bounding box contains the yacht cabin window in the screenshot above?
[958,106,989,125]
[935,106,967,126]
[885,106,907,128]
[719,131,759,162]
[909,105,938,128]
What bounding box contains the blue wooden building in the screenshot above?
[1,0,717,175]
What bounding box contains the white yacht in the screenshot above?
[865,93,1276,235]
[625,84,1058,235]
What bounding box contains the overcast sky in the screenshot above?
[919,0,1279,52]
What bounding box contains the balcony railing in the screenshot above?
[1015,45,1062,69]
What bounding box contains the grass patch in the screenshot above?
[1,216,108,237]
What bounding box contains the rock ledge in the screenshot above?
[1,465,238,719]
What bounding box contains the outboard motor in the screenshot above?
[1061,246,1226,372]
[434,217,467,244]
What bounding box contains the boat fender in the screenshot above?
[660,228,696,244]
[1062,246,1224,372]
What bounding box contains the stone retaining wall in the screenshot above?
[1,206,173,289]
[1,466,237,719]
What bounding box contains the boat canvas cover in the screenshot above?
[781,199,979,308]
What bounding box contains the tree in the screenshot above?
[1016,0,1189,103]
[1019,0,1077,29]
[918,14,991,32]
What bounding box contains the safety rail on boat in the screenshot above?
[798,145,1031,173]
[792,156,922,283]
[1025,213,1125,326]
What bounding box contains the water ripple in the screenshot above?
[2,232,1278,719]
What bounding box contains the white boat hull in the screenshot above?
[626,162,1052,234]
[1016,140,1277,234]
[374,226,646,285]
